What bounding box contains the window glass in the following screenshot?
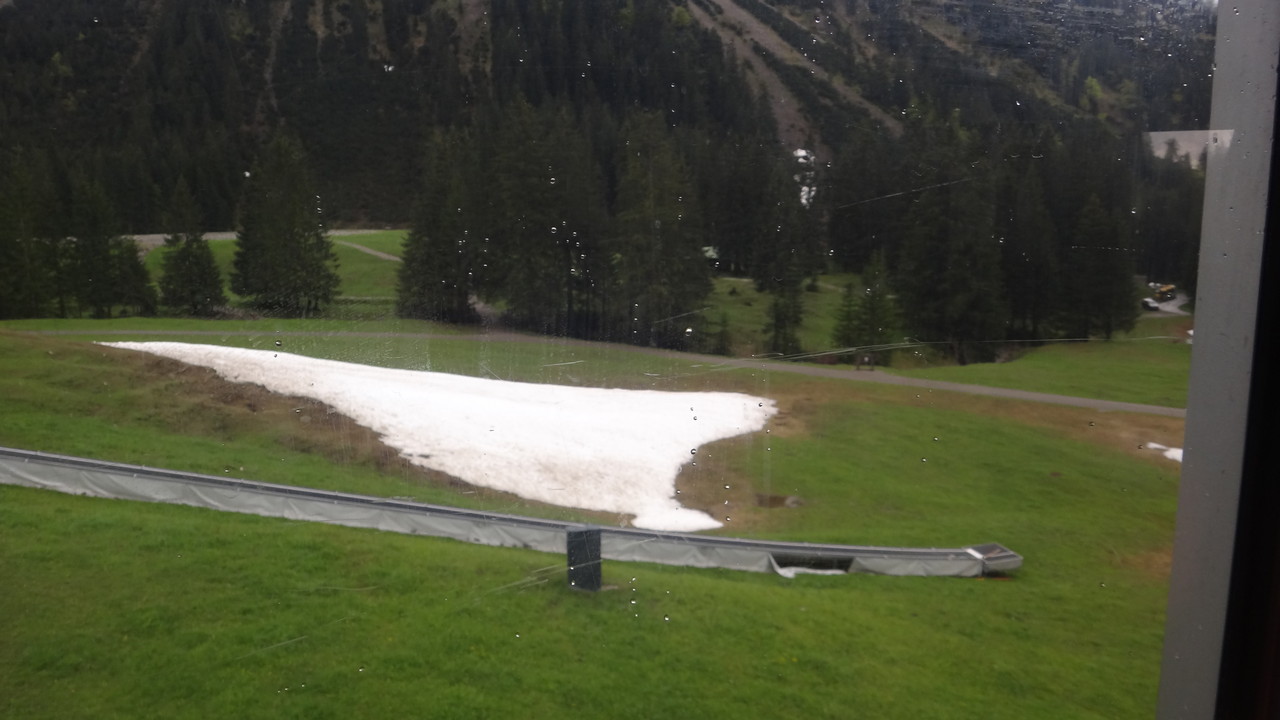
[0,0,1228,716]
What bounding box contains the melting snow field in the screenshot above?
[105,342,777,532]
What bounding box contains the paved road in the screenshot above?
[47,327,1185,418]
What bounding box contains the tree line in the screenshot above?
[0,0,1208,365]
[0,133,339,320]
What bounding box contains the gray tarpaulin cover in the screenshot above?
[0,447,1020,577]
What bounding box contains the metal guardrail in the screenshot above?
[0,446,1021,577]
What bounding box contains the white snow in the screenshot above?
[103,342,777,532]
[1146,442,1184,462]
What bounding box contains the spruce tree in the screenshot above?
[396,131,477,324]
[232,134,339,316]
[611,113,710,347]
[833,251,898,365]
[0,151,55,318]
[1001,165,1059,340]
[159,177,226,315]
[1062,195,1139,339]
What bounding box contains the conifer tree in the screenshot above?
[833,251,898,364]
[1061,195,1139,339]
[160,177,226,315]
[232,134,339,316]
[0,151,55,318]
[396,131,478,324]
[1001,165,1059,339]
[611,113,710,347]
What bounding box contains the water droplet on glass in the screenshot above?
[664,615,670,621]
[921,458,928,462]
[275,340,282,347]
[724,484,731,489]
[690,448,697,455]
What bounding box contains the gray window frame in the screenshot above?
[1157,0,1280,716]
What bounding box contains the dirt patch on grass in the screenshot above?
[1118,547,1174,581]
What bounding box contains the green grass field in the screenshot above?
[0,323,1184,718]
[889,315,1194,408]
[13,234,1191,716]
[143,233,404,306]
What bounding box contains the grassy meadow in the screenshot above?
[0,316,1185,718]
[889,315,1194,408]
[0,232,1192,717]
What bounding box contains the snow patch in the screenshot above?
[103,342,777,532]
[1146,442,1184,462]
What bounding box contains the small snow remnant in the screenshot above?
[103,342,776,532]
[1146,442,1184,462]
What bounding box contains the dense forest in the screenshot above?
[0,0,1213,362]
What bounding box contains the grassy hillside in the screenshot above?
[0,324,1184,717]
[0,480,1167,720]
[889,316,1194,408]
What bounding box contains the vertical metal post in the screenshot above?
[566,528,602,591]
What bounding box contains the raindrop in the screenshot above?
[515,633,521,638]
[550,226,558,234]
[921,458,928,462]
[275,340,282,347]
[932,437,939,441]
[358,666,365,672]
[1089,421,1096,427]
[549,177,557,185]
[690,448,697,455]
[724,484,731,489]
[664,615,671,621]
